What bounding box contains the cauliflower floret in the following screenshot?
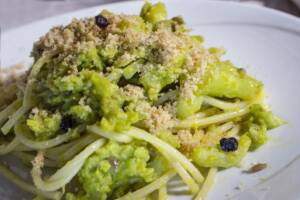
[77,141,158,200]
[27,109,62,140]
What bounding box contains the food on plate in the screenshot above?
[0,2,284,200]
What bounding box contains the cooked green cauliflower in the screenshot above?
[191,134,251,168]
[198,61,262,100]
[244,104,284,150]
[27,110,62,140]
[76,141,159,199]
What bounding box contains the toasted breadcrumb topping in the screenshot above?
[0,64,28,108]
[32,151,45,173]
[136,102,176,135]
[178,129,204,153]
[5,9,224,153]
[120,84,146,100]
[145,106,175,135]
[29,108,49,118]
[147,29,187,65]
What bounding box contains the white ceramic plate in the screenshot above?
[1,0,300,199]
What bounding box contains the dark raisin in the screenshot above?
[95,15,109,29]
[60,116,76,133]
[220,137,238,152]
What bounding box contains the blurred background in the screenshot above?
[0,0,300,31]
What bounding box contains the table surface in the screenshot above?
[0,0,299,31]
[263,0,300,16]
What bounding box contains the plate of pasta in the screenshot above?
[1,0,300,200]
